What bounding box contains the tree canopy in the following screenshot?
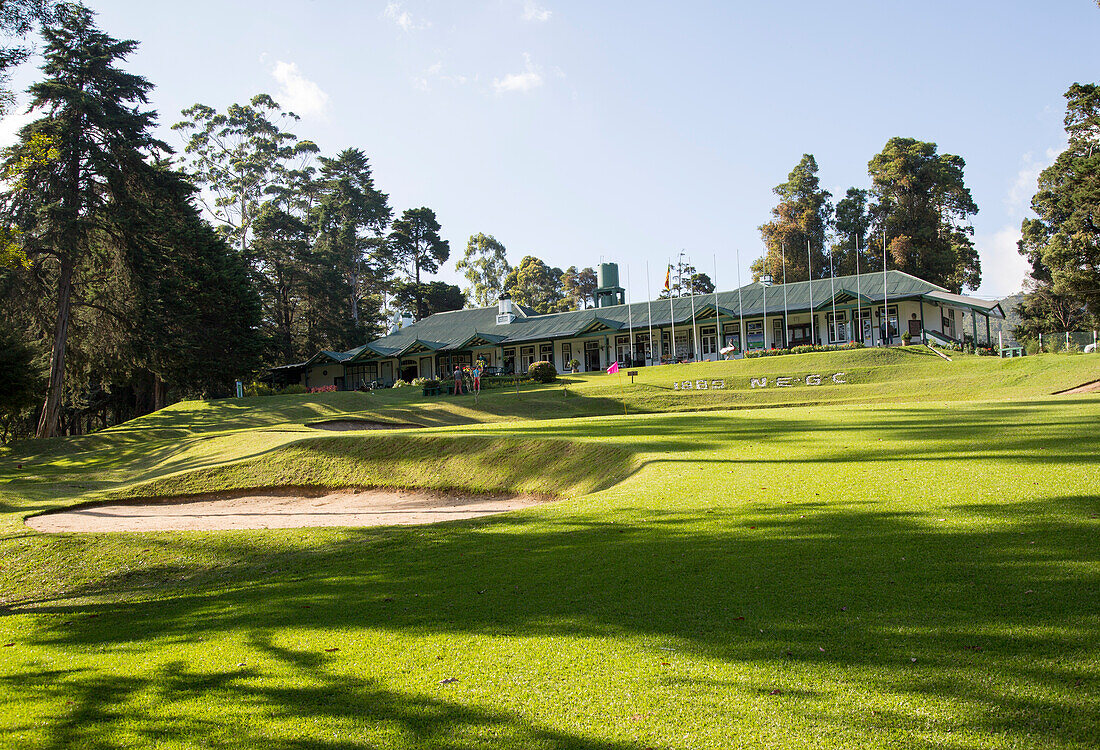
[867,137,980,292]
[387,207,449,320]
[1017,82,1100,333]
[455,232,510,307]
[755,154,833,283]
[503,256,568,314]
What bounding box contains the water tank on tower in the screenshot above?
[594,262,626,308]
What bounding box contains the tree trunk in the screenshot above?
[36,257,75,439]
[154,375,167,411]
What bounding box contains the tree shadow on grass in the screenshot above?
[7,493,1100,748]
[1,660,644,750]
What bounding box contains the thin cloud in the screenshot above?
[0,107,36,148]
[522,1,552,22]
[1006,146,1061,217]
[384,1,428,31]
[414,62,471,92]
[975,225,1030,297]
[271,61,330,119]
[493,53,543,94]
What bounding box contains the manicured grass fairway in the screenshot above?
[1,350,1099,749]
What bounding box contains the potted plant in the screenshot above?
[902,330,913,346]
[567,358,580,374]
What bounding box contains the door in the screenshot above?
[380,361,393,384]
[773,319,785,348]
[584,340,600,371]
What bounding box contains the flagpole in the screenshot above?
[883,231,889,347]
[713,253,721,361]
[806,240,815,345]
[668,259,676,363]
[646,261,654,366]
[762,263,768,350]
[626,265,634,367]
[855,231,862,343]
[689,266,699,363]
[829,242,837,346]
[781,242,789,349]
[736,249,745,358]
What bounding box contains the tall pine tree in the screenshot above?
[1,5,167,437]
[755,154,833,282]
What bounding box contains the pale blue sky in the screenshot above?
[6,1,1098,299]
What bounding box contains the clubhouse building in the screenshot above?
[272,266,1005,390]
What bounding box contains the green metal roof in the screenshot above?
[284,270,1003,367]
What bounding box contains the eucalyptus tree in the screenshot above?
[561,265,596,309]
[172,94,318,256]
[455,232,511,307]
[387,207,449,320]
[0,4,168,438]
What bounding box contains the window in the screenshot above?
[877,305,898,341]
[700,325,717,355]
[540,343,553,361]
[503,348,516,373]
[584,339,600,371]
[855,308,872,342]
[661,330,672,360]
[746,320,764,350]
[615,335,630,363]
[634,332,651,360]
[561,342,572,368]
[520,346,536,370]
[826,311,848,343]
[674,329,692,359]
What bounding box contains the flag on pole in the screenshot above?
[607,361,619,375]
[663,265,671,293]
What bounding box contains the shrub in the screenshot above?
[243,381,276,397]
[307,385,337,393]
[392,379,410,388]
[528,360,557,383]
[976,346,996,356]
[279,384,307,395]
[411,377,430,386]
[482,374,532,388]
[902,330,913,345]
[744,342,864,359]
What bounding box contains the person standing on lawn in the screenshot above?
[453,365,464,395]
[472,360,483,393]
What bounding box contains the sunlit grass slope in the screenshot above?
[0,350,1098,749]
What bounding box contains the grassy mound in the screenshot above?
[113,434,635,501]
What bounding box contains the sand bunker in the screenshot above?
[27,488,550,533]
[305,419,421,431]
[1055,379,1100,395]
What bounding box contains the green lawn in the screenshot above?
[1,350,1098,749]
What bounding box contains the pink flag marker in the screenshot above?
[607,361,619,375]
